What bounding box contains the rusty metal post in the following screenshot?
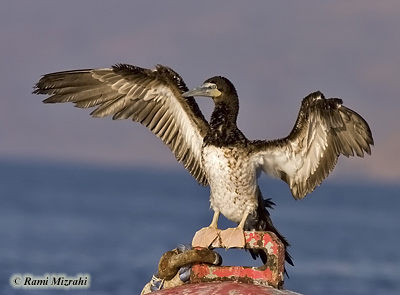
[190,231,285,289]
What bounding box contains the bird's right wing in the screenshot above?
[251,91,373,199]
[33,64,210,185]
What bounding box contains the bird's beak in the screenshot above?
[182,83,221,98]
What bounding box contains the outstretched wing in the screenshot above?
[33,64,210,185]
[251,91,373,199]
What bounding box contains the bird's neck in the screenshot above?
[206,99,246,146]
[210,101,238,129]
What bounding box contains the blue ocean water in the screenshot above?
[1,159,399,295]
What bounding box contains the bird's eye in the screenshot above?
[211,84,217,89]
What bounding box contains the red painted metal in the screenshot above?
[190,231,285,289]
[141,231,301,294]
[150,281,302,295]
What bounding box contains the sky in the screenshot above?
[1,1,399,184]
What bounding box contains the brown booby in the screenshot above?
[33,64,374,267]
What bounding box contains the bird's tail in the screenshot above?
[245,193,294,270]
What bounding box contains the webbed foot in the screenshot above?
[220,227,246,248]
[192,227,221,248]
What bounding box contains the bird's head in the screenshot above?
[182,76,237,102]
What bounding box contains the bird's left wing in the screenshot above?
[33,64,210,185]
[250,91,373,199]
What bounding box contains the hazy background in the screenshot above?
[1,0,399,182]
[1,1,400,294]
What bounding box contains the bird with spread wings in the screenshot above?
[34,63,373,267]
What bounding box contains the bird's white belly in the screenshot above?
[202,145,258,224]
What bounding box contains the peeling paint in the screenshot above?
[191,231,285,289]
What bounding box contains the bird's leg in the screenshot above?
[192,210,222,248]
[220,209,249,249]
[209,210,220,228]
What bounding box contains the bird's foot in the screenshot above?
[192,227,221,248]
[220,227,246,249]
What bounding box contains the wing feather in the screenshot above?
[33,64,210,185]
[251,91,373,199]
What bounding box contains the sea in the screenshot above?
[1,159,399,295]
